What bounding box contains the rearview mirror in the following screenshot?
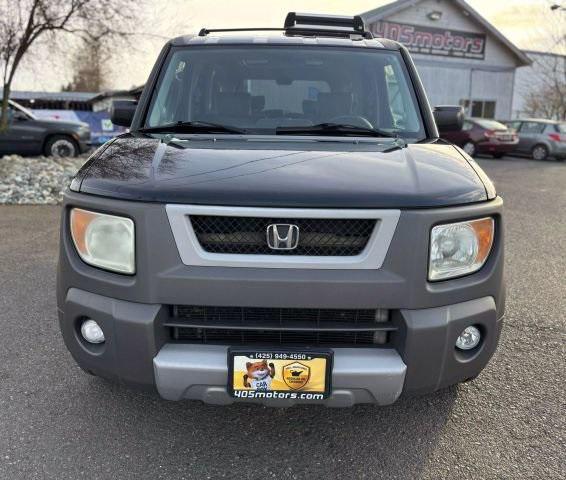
[110,100,137,127]
[433,105,464,134]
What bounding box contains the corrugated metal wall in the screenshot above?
[415,64,514,119]
[365,0,521,119]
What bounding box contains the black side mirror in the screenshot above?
[110,100,137,127]
[433,105,464,134]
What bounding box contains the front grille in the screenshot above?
[175,328,378,345]
[190,216,376,256]
[166,306,393,347]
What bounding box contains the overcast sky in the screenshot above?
[13,0,564,92]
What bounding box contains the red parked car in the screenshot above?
[441,118,518,158]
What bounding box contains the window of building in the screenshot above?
[459,99,496,119]
[483,101,496,119]
[471,100,483,117]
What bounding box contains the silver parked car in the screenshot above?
[505,119,566,161]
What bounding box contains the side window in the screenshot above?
[383,62,419,132]
[508,121,521,131]
[8,104,22,122]
[384,64,403,128]
[520,122,544,134]
[543,124,556,133]
[148,58,189,126]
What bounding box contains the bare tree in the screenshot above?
[523,53,566,120]
[62,37,109,92]
[0,0,140,131]
[521,2,566,120]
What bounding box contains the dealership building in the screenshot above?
[361,0,532,120]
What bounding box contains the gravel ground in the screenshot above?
[0,156,564,479]
[0,154,87,204]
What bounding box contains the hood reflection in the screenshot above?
[76,134,488,208]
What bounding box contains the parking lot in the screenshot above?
[0,156,564,479]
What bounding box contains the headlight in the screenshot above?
[70,208,135,274]
[429,217,494,281]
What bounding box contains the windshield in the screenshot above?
[9,100,37,120]
[145,46,425,140]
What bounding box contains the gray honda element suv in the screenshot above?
[57,13,504,406]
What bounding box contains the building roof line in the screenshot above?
[523,49,566,59]
[360,0,532,66]
[1,90,98,102]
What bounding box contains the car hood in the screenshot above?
[33,118,89,130]
[75,134,491,208]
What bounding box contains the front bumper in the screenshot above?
[548,141,566,159]
[73,130,91,154]
[59,287,502,406]
[77,141,91,154]
[57,192,505,406]
[155,344,406,406]
[477,141,518,154]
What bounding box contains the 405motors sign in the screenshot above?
[228,350,332,401]
[370,21,486,59]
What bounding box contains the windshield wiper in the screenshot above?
[275,123,399,138]
[138,121,246,135]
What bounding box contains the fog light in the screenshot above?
[372,331,388,345]
[80,319,105,344]
[455,326,481,350]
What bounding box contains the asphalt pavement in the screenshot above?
[0,156,564,479]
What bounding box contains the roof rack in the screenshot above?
[198,12,373,39]
[284,12,371,38]
[198,28,283,37]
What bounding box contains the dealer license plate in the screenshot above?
[228,350,332,401]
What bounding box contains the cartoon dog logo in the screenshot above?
[243,360,275,390]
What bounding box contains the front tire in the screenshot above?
[44,135,79,158]
[463,141,476,157]
[531,144,549,161]
[493,152,505,159]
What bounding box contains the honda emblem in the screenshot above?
[266,224,300,250]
